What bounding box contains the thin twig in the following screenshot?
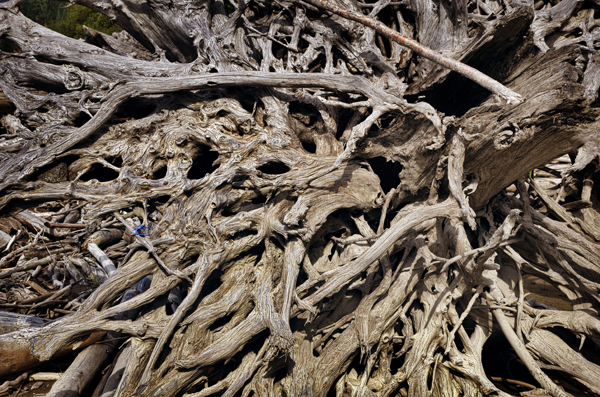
[445,285,483,354]
[489,376,536,390]
[358,1,405,7]
[440,238,521,273]
[47,202,88,218]
[0,300,68,310]
[331,233,382,246]
[378,187,396,235]
[473,304,517,312]
[0,242,33,269]
[506,245,527,344]
[0,256,56,279]
[3,233,17,252]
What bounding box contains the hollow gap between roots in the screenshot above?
[318,290,362,330]
[463,220,481,249]
[220,206,236,218]
[0,104,15,124]
[404,74,488,118]
[199,267,225,302]
[296,263,309,287]
[0,37,22,54]
[267,361,289,389]
[257,161,290,175]
[165,286,183,316]
[237,91,257,115]
[106,155,123,168]
[335,107,356,140]
[152,163,168,179]
[195,330,269,394]
[248,194,266,207]
[366,156,402,195]
[271,41,286,61]
[301,139,317,154]
[154,195,170,205]
[406,26,527,117]
[307,53,326,73]
[226,230,259,245]
[115,97,160,119]
[188,145,219,179]
[72,111,93,127]
[219,192,265,217]
[378,113,397,130]
[79,164,120,182]
[376,33,392,59]
[208,311,235,333]
[580,335,600,367]
[478,215,491,233]
[482,333,540,392]
[289,101,320,123]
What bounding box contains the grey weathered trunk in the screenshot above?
[1,0,600,395]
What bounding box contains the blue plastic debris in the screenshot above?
[138,276,148,291]
[132,225,149,236]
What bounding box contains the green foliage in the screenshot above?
[21,0,121,39]
[224,1,235,15]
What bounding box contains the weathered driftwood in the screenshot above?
[46,279,147,397]
[1,0,600,395]
[0,312,52,335]
[88,243,117,277]
[0,372,28,395]
[0,330,105,376]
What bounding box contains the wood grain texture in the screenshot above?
[1,0,600,395]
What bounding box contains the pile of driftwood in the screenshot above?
[2,0,600,395]
[1,204,141,319]
[0,200,156,395]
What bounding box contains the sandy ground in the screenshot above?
[523,274,572,311]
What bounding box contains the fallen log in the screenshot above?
[0,330,105,376]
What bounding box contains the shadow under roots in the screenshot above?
[482,333,540,394]
[80,164,120,182]
[199,267,225,301]
[367,156,402,194]
[326,354,366,397]
[257,161,290,175]
[115,97,160,119]
[188,145,219,179]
